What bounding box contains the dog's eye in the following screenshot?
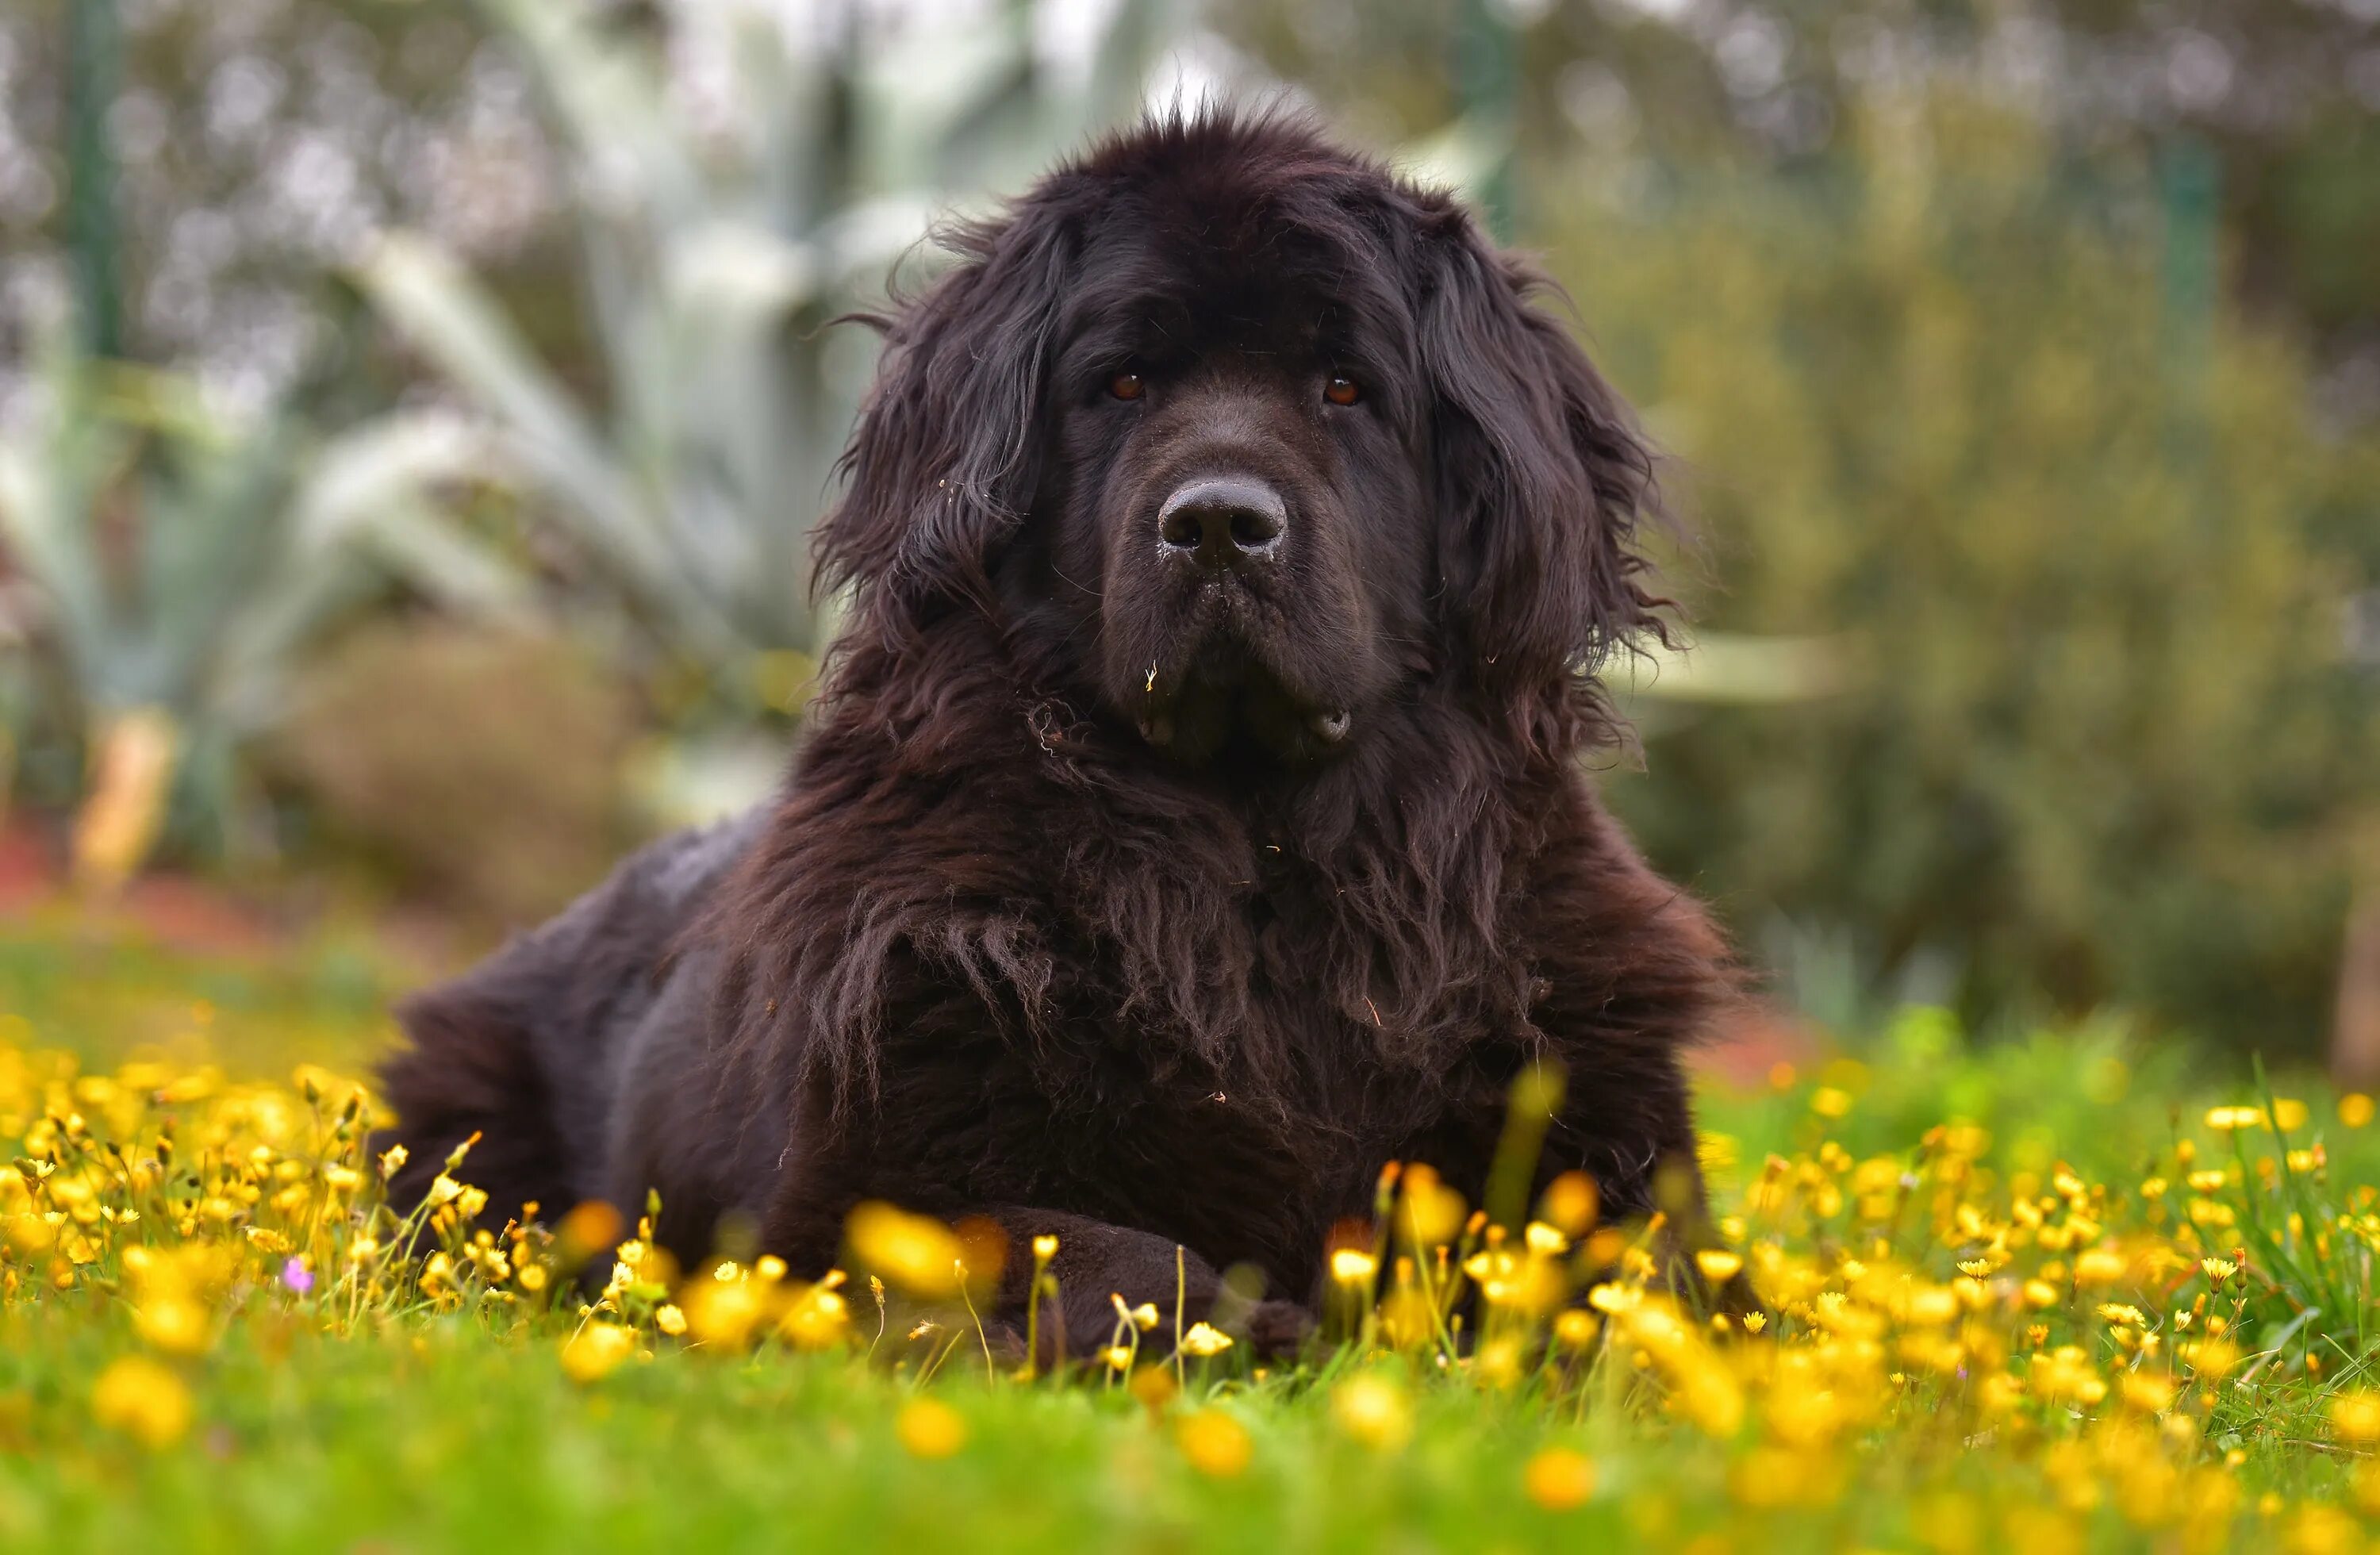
[1108,372,1146,401]
[1324,375,1362,406]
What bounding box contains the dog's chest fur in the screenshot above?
[723,712,1553,1288]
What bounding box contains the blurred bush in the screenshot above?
[1562,94,2380,1057]
[271,622,635,926]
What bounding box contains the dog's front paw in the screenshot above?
[1234,1298,1315,1358]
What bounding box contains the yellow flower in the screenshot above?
[654,1304,688,1338]
[1553,1309,1601,1350]
[2120,1370,2178,1414]
[1031,1234,1059,1261]
[1523,1222,1568,1256]
[2203,1106,2267,1132]
[2329,1391,2380,1445]
[1537,1171,1598,1236]
[1395,1165,1468,1248]
[556,1200,624,1258]
[1330,1248,1379,1284]
[560,1323,635,1384]
[2340,1093,2375,1129]
[1176,1409,1253,1478]
[92,1356,192,1448]
[2288,1506,2364,1555]
[1331,1374,1412,1452]
[134,1296,212,1357]
[680,1275,767,1349]
[1102,1345,1134,1371]
[1129,1303,1160,1331]
[1523,1446,1595,1511]
[2181,1338,2240,1379]
[1476,1336,1525,1389]
[1179,1322,1234,1358]
[845,1202,964,1297]
[896,1398,967,1460]
[1695,1249,1744,1283]
[2201,1257,2238,1284]
[778,1283,851,1350]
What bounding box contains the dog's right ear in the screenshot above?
[816,196,1076,629]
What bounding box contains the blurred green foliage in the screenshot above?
[0,309,524,873]
[1556,95,2380,1055]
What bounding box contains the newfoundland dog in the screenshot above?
[380,110,1737,1350]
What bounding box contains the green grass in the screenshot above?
[2,920,2378,1553]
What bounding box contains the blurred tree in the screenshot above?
[0,0,562,413]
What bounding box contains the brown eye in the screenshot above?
[1108,372,1145,401]
[1324,374,1361,406]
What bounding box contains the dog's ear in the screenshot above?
[816,197,1075,627]
[1417,221,1667,697]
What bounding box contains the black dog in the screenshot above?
[380,110,1737,1350]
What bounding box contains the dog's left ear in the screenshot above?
[1418,221,1666,695]
[816,196,1076,630]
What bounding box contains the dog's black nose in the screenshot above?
[1158,477,1286,566]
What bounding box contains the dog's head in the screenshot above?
[820,111,1665,767]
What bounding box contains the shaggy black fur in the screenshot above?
[378,110,1738,1350]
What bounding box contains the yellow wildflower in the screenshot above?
[91,1355,192,1449]
[1331,1373,1413,1452]
[1176,1409,1253,1478]
[1179,1322,1234,1359]
[2329,1391,2380,1445]
[1523,1446,1595,1511]
[896,1398,967,1460]
[845,1201,964,1297]
[560,1323,636,1384]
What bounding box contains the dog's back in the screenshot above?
[375,809,765,1225]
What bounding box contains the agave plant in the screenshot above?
[358,0,1173,740]
[0,311,526,889]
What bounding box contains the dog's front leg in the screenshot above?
[977,1207,1313,1361]
[760,1160,1308,1359]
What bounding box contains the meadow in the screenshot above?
[0,919,2373,1553]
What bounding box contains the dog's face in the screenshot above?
[821,114,1665,771]
[1026,208,1435,765]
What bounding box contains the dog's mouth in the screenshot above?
[1134,632,1353,767]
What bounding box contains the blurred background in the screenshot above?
[0,0,2375,1077]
